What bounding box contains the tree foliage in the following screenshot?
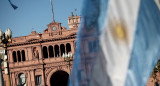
[152,59,160,81]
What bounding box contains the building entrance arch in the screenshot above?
[50,70,69,86]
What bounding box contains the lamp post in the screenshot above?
[0,47,4,86]
[0,28,12,86]
[62,53,73,75]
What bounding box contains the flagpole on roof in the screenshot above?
[50,0,55,22]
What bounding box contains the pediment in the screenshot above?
[43,21,67,33]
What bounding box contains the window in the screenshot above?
[12,51,17,62]
[43,46,48,58]
[18,73,26,86]
[35,75,42,86]
[66,43,71,54]
[49,46,54,58]
[17,51,21,62]
[60,44,65,56]
[22,50,26,61]
[54,45,60,57]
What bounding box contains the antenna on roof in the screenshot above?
[50,0,55,22]
[75,9,77,16]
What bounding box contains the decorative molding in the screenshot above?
[44,61,69,68]
[57,66,62,70]
[27,39,39,42]
[8,35,77,47]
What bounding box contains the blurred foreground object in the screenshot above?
[0,29,12,86]
[0,46,4,86]
[69,0,160,86]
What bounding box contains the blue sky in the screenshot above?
[0,0,83,37]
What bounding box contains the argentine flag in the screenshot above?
[69,0,160,86]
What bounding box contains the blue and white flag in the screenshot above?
[8,0,18,10]
[69,0,160,86]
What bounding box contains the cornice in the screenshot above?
[7,35,77,47]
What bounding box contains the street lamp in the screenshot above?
[0,28,12,86]
[62,53,73,75]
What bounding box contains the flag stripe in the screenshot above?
[69,0,160,86]
[125,0,160,86]
[69,0,109,86]
[100,0,140,86]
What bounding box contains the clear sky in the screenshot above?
[0,0,83,37]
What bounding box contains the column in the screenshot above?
[65,43,67,53]
[28,47,33,60]
[25,48,28,61]
[20,50,23,62]
[42,68,45,86]
[53,45,55,58]
[27,71,32,86]
[8,50,13,63]
[63,45,66,55]
[47,46,50,59]
[10,72,15,86]
[10,72,12,86]
[16,50,18,63]
[30,70,35,86]
[37,45,43,60]
[31,47,33,60]
[58,44,61,57]
[71,41,75,55]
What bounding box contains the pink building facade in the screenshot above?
[2,16,80,86]
[1,14,157,86]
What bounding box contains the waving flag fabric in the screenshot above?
[125,0,160,86]
[69,0,160,86]
[8,0,18,10]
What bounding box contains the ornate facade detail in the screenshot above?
[2,15,80,86]
[32,47,39,59]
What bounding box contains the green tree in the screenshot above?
[152,59,160,81]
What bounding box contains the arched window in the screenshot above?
[12,51,17,62]
[60,44,65,56]
[49,46,54,58]
[17,51,21,62]
[43,46,48,58]
[22,50,26,61]
[18,73,26,86]
[54,45,59,57]
[66,43,71,54]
